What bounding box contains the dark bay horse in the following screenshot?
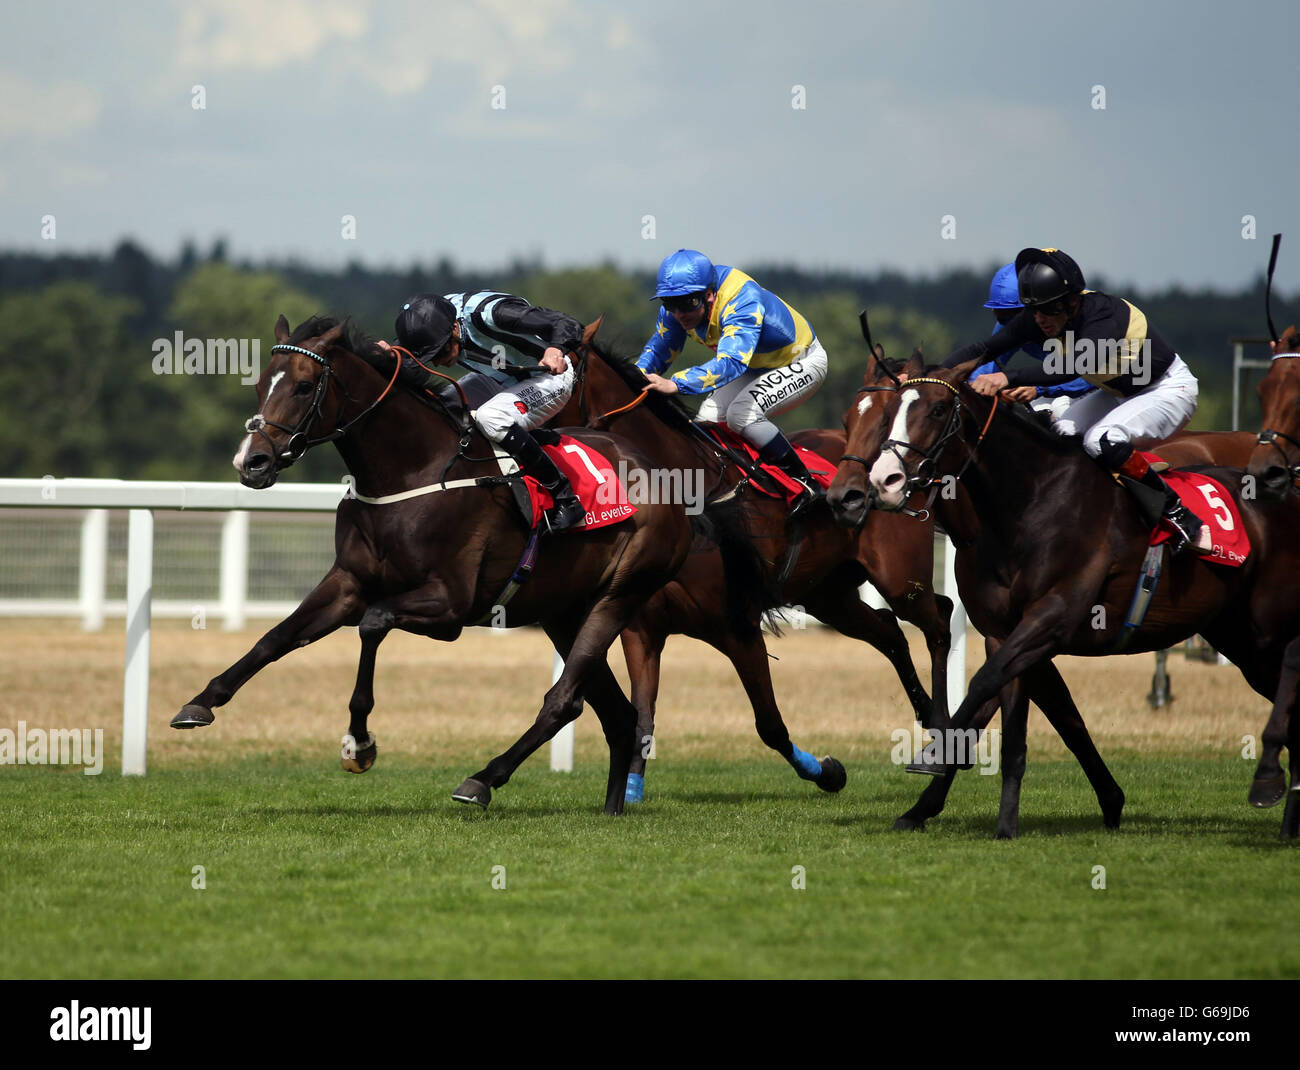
[171,315,695,815]
[830,359,1300,838]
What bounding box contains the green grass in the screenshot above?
[1,754,1297,979]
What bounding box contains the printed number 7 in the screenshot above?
[563,443,606,484]
[1197,483,1232,531]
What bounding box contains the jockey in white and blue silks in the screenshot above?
[379,291,586,533]
[637,249,829,512]
[972,262,1094,420]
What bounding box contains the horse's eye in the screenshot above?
[929,402,948,419]
[293,380,314,396]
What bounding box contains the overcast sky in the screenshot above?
[3,0,1297,290]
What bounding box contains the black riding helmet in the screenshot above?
[395,294,458,359]
[1014,248,1086,308]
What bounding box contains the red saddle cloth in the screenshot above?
[700,423,836,505]
[1140,453,1250,566]
[523,435,637,532]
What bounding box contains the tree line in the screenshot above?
[0,239,1287,482]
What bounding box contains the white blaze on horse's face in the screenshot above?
[869,388,919,509]
[233,370,286,473]
[856,394,874,417]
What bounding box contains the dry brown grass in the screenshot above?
[0,617,1272,771]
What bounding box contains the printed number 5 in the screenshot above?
[1197,484,1232,530]
[563,443,606,484]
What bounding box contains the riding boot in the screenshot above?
[1117,451,1212,556]
[499,425,586,534]
[757,432,825,516]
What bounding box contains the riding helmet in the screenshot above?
[653,249,715,298]
[395,294,458,358]
[1014,248,1087,308]
[983,263,1023,309]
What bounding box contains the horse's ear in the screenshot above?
[903,348,924,380]
[274,315,291,343]
[317,321,347,349]
[949,359,981,384]
[1280,324,1300,353]
[582,316,603,345]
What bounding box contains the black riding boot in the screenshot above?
[499,426,586,534]
[757,432,824,515]
[1119,458,1210,556]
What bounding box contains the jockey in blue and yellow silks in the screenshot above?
[638,249,828,509]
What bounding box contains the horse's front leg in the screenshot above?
[171,565,364,728]
[339,605,394,774]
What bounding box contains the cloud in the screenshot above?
[175,0,368,71]
[0,70,102,139]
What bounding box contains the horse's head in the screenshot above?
[1247,324,1300,502]
[233,315,356,488]
[833,358,979,519]
[827,346,923,527]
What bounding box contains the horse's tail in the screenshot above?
[690,496,781,642]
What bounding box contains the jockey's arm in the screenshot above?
[945,309,1042,370]
[488,297,585,356]
[637,307,685,377]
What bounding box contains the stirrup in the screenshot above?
[544,490,585,534]
[1164,505,1211,555]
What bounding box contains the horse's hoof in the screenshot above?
[340,733,378,774]
[816,756,847,793]
[1249,774,1287,808]
[624,773,645,804]
[452,778,491,809]
[893,816,926,831]
[905,759,951,777]
[994,828,1019,841]
[170,704,214,729]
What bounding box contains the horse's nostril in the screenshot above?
[883,471,905,491]
[246,452,271,472]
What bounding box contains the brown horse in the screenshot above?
[830,359,1300,838]
[170,315,696,815]
[547,337,956,801]
[1247,325,1300,502]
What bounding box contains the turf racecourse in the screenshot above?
[2,621,1298,979]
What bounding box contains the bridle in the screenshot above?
[841,376,1000,522]
[242,342,402,473]
[1256,353,1300,482]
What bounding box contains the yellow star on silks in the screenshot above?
[752,309,763,326]
[698,369,722,389]
[656,321,670,337]
[734,347,755,364]
[723,301,738,318]
[721,324,740,338]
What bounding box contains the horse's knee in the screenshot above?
[359,605,395,643]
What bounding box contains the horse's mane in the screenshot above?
[585,336,699,436]
[288,315,381,362]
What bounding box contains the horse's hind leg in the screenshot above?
[339,605,393,773]
[1025,660,1125,829]
[172,566,364,728]
[893,695,999,830]
[455,592,644,815]
[994,675,1029,840]
[804,576,935,728]
[1273,636,1300,838]
[620,623,667,803]
[716,627,846,793]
